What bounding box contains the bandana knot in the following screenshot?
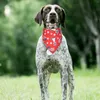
[42,28,62,54]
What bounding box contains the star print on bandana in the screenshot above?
[42,28,62,54]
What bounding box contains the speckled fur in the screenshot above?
[36,35,74,100]
[35,4,74,100]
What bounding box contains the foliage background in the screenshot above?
[0,0,100,75]
[0,0,100,100]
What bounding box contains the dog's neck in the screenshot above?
[44,23,60,29]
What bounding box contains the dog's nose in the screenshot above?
[50,13,56,16]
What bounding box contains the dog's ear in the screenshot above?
[34,7,44,25]
[61,8,65,27]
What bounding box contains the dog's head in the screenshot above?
[35,4,65,27]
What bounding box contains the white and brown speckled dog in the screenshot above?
[35,4,74,100]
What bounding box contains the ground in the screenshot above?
[0,69,100,100]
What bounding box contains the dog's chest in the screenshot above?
[36,35,69,73]
[43,58,60,73]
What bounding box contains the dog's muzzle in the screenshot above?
[49,13,57,23]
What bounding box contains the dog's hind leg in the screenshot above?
[68,65,74,100]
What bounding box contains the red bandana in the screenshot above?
[42,28,62,54]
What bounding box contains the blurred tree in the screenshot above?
[0,0,13,74]
[79,0,100,69]
[7,0,45,75]
[0,19,8,74]
[0,0,45,75]
[59,0,99,69]
[45,0,60,4]
[0,0,99,74]
[0,0,8,16]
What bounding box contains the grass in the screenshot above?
[0,69,100,100]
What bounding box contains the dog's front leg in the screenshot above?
[43,71,50,99]
[68,65,74,100]
[38,69,49,100]
[60,67,68,100]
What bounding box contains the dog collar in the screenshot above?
[42,28,62,54]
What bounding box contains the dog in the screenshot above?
[35,4,74,100]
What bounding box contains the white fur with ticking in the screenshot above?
[35,4,74,100]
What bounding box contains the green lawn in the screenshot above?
[0,70,100,100]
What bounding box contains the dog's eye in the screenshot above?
[55,7,61,13]
[45,7,51,13]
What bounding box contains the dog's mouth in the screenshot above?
[50,19,56,24]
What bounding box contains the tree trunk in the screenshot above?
[84,16,100,69]
[95,36,100,69]
[80,54,87,70]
